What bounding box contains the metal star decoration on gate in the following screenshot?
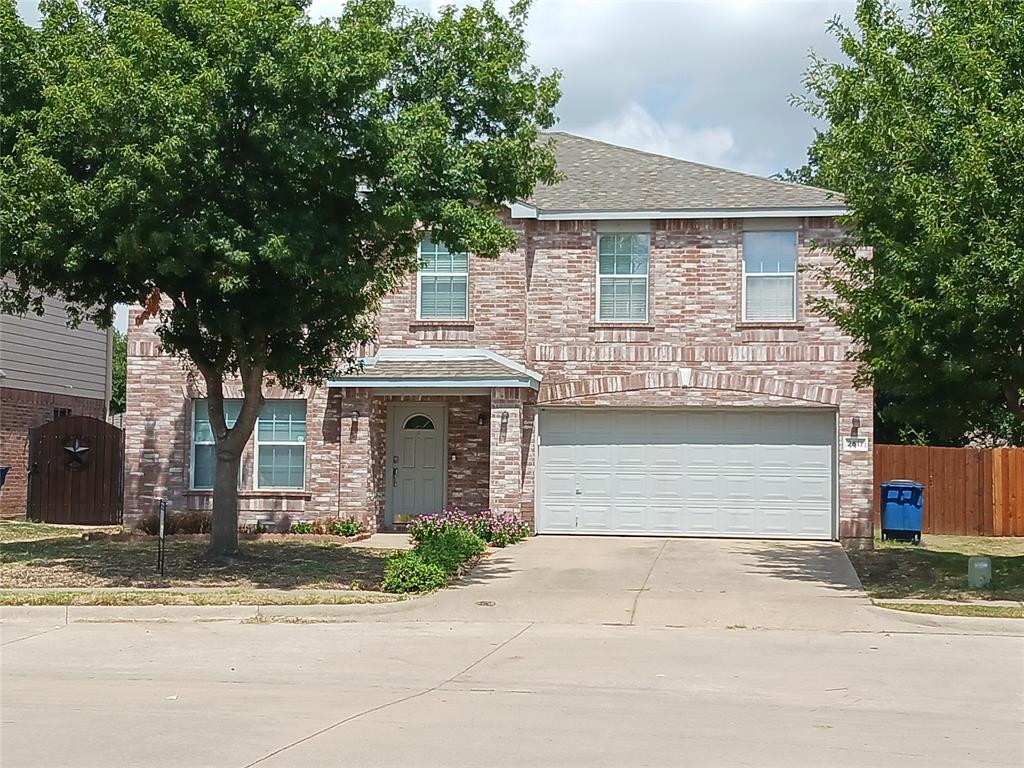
[63,437,91,465]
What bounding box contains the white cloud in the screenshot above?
[18,0,858,177]
[579,101,736,167]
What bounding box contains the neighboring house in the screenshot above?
[123,132,873,546]
[0,290,114,518]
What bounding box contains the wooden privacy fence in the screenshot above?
[874,444,1024,536]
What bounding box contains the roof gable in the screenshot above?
[522,132,842,216]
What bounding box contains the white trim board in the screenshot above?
[509,205,848,221]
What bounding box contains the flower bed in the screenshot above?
[409,508,530,548]
[382,508,530,594]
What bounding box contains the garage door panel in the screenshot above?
[648,504,684,533]
[538,408,835,539]
[543,471,577,500]
[614,473,648,499]
[577,505,613,531]
[542,504,577,532]
[578,472,612,497]
[683,505,719,534]
[650,473,687,498]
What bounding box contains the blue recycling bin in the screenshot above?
[880,480,924,543]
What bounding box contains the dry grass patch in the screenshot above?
[876,602,1023,619]
[0,535,394,591]
[849,535,1024,601]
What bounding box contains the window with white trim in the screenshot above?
[418,236,469,320]
[191,399,241,490]
[743,231,798,321]
[255,400,307,489]
[597,233,649,322]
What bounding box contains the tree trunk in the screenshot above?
[199,359,265,559]
[1004,384,1024,423]
[211,447,242,557]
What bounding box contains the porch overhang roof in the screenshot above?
[326,348,542,391]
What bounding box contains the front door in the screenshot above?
[387,404,446,524]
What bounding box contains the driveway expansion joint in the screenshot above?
[629,540,668,626]
[239,622,534,767]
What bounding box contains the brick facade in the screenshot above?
[124,215,873,545]
[0,386,106,519]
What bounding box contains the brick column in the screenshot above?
[335,388,378,529]
[488,388,524,516]
[838,385,875,548]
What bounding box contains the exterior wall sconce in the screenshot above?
[450,453,457,463]
[478,413,487,426]
[350,409,360,423]
[500,411,509,426]
[851,415,862,437]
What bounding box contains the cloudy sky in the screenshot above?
[16,0,858,332]
[18,0,856,176]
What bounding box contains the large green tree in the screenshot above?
[797,0,1024,445]
[1,0,559,555]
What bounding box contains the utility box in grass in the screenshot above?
[880,480,924,543]
[968,557,992,589]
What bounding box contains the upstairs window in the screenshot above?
[418,236,469,320]
[597,234,649,322]
[743,231,798,321]
[255,400,307,489]
[192,399,241,490]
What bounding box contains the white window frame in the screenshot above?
[596,233,650,323]
[190,399,241,491]
[253,400,307,491]
[417,238,470,321]
[741,231,799,322]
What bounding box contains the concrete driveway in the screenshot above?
[382,536,893,631]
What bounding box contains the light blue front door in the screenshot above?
[387,404,446,524]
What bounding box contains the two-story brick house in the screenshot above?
[124,132,873,546]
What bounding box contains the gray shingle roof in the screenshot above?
[352,357,522,381]
[523,132,842,214]
[327,348,541,389]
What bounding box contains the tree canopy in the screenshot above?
[1,0,560,553]
[797,0,1024,445]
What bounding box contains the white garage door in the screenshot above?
[537,408,835,539]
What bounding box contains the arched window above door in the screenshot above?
[403,414,435,430]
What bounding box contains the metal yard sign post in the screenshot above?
[157,498,167,576]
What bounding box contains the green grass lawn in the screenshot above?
[848,535,1024,602]
[0,520,392,592]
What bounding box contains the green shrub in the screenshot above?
[135,511,179,536]
[289,518,364,536]
[381,551,448,593]
[328,518,364,537]
[175,511,212,534]
[415,528,486,574]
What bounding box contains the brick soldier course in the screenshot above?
[123,132,873,545]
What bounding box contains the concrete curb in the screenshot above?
[0,600,426,625]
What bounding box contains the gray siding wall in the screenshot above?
[0,292,112,404]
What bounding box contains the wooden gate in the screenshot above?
[27,415,123,525]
